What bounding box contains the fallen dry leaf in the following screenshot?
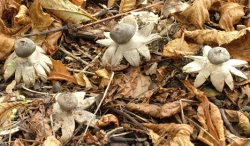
[0,33,15,60]
[29,0,53,45]
[48,60,77,83]
[144,123,194,146]
[126,100,189,118]
[174,0,219,28]
[42,136,62,146]
[119,0,137,13]
[0,102,23,126]
[224,109,250,134]
[219,2,244,31]
[113,68,151,98]
[74,72,92,90]
[40,0,96,24]
[14,5,31,25]
[183,80,225,146]
[95,68,111,87]
[107,0,116,8]
[42,21,62,55]
[163,38,199,57]
[96,114,119,127]
[70,0,84,6]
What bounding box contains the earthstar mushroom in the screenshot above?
[183,45,248,92]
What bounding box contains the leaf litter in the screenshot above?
[0,0,250,145]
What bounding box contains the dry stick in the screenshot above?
[220,108,240,136]
[19,1,163,37]
[59,46,89,65]
[77,71,114,145]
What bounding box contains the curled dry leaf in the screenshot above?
[144,123,194,146]
[74,72,92,89]
[42,136,61,146]
[126,100,189,119]
[13,139,24,146]
[96,114,119,127]
[163,38,199,58]
[95,68,111,87]
[174,0,218,28]
[119,0,136,13]
[219,2,244,31]
[52,92,97,142]
[224,109,250,134]
[14,5,31,25]
[29,0,53,45]
[183,81,226,146]
[0,33,15,60]
[48,60,77,84]
[40,0,96,24]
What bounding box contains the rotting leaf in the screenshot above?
[119,0,137,13]
[48,60,77,84]
[182,80,225,146]
[144,123,194,146]
[40,0,96,24]
[224,109,250,134]
[174,0,219,28]
[163,38,199,58]
[219,2,244,31]
[126,100,189,119]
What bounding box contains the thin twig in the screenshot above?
[59,46,89,65]
[77,71,114,145]
[67,67,95,75]
[220,108,240,136]
[21,85,55,96]
[82,52,102,71]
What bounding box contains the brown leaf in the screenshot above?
[29,112,52,138]
[13,139,24,146]
[119,0,136,13]
[96,114,119,127]
[42,136,61,146]
[174,0,219,28]
[0,102,23,126]
[224,109,250,134]
[14,5,31,25]
[48,60,77,83]
[226,130,250,146]
[117,68,151,98]
[74,72,92,89]
[163,38,199,58]
[0,33,15,60]
[144,123,194,146]
[29,0,53,45]
[40,0,96,24]
[126,100,189,118]
[42,20,62,55]
[70,0,84,6]
[107,0,116,8]
[219,2,244,31]
[182,80,226,146]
